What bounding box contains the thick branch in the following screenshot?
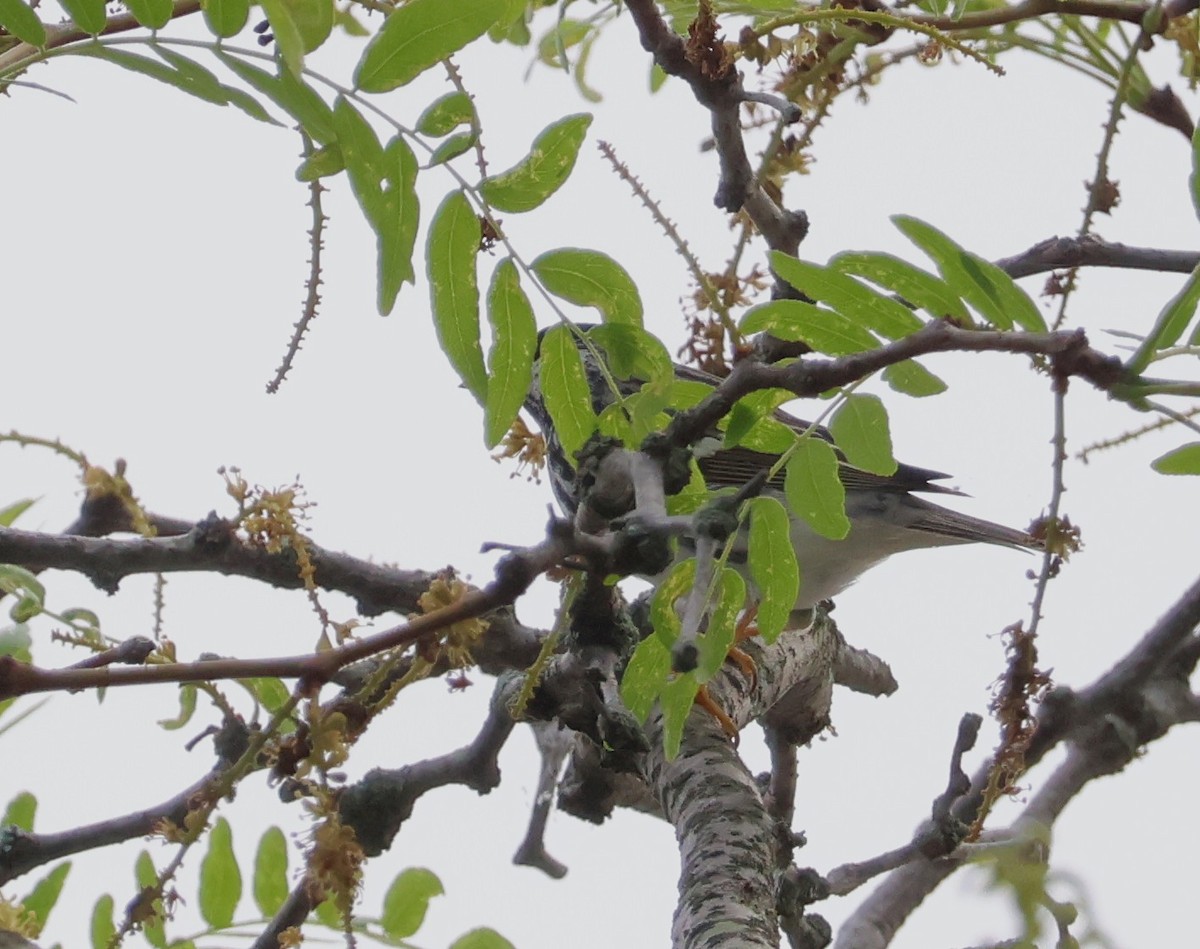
[0,518,436,617]
[647,618,842,949]
[0,517,573,698]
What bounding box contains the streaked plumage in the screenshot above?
[525,327,1041,608]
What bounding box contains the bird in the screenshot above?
[523,324,1042,614]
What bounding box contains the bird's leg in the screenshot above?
[725,604,759,687]
[690,605,763,743]
[694,686,740,743]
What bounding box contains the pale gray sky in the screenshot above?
[3,12,1198,948]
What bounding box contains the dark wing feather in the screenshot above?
[697,445,966,496]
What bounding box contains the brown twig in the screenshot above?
[0,0,202,75]
[0,519,572,699]
[994,235,1200,279]
[663,320,1125,453]
[266,134,328,394]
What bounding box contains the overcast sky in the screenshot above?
[4,10,1199,948]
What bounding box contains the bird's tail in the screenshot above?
[907,496,1042,550]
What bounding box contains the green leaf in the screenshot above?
[0,625,31,660]
[538,325,596,460]
[1127,266,1200,372]
[893,215,1046,332]
[650,61,667,92]
[153,46,270,121]
[0,498,35,527]
[217,52,336,142]
[90,895,115,949]
[769,252,923,339]
[253,827,289,916]
[619,634,671,722]
[882,359,947,398]
[0,565,44,623]
[334,3,367,35]
[1151,442,1200,475]
[60,607,100,633]
[585,327,673,445]
[1191,120,1200,221]
[425,131,476,167]
[380,867,444,939]
[295,144,345,181]
[122,0,172,28]
[334,96,421,315]
[531,248,642,326]
[23,862,71,929]
[586,323,672,387]
[157,684,198,730]
[484,259,537,448]
[427,191,486,399]
[73,46,228,107]
[285,0,333,52]
[313,897,340,928]
[830,251,969,321]
[487,0,526,42]
[733,416,796,455]
[785,439,849,540]
[245,677,291,713]
[416,91,475,136]
[587,324,673,443]
[201,0,249,38]
[571,31,602,102]
[740,299,878,355]
[199,817,242,928]
[332,95,387,215]
[0,0,46,45]
[259,0,306,75]
[449,929,516,949]
[649,558,695,648]
[480,113,593,213]
[747,496,799,644]
[724,389,793,450]
[829,394,896,476]
[354,0,506,93]
[59,0,106,34]
[135,851,167,949]
[536,18,590,67]
[694,568,746,682]
[659,672,699,761]
[377,135,420,314]
[3,791,36,830]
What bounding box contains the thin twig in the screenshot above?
[266,133,328,394]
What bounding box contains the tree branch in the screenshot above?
[0,0,203,75]
[0,516,575,698]
[645,617,843,949]
[623,0,809,253]
[0,517,437,617]
[337,679,516,856]
[665,320,1125,453]
[995,235,1200,280]
[833,572,1200,948]
[0,774,213,885]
